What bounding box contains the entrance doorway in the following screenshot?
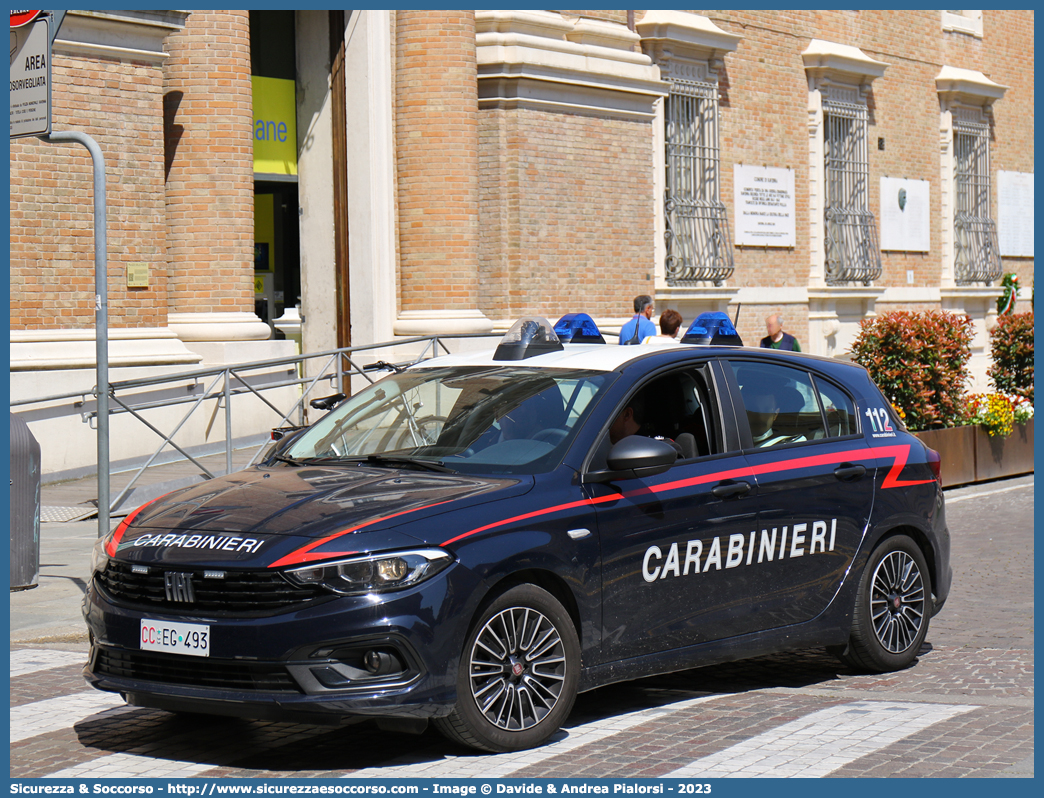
[254,182,300,338]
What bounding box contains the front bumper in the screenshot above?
[82,571,468,722]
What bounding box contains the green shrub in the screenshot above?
[987,312,1034,404]
[850,310,974,431]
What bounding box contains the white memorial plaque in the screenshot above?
[879,177,930,252]
[998,171,1034,257]
[734,165,795,247]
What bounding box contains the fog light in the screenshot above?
[363,649,402,675]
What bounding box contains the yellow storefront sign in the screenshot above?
[252,75,297,175]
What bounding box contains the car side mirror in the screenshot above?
[585,436,678,483]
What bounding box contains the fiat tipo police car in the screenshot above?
[84,314,950,752]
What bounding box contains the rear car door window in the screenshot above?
[812,375,858,437]
[731,361,826,448]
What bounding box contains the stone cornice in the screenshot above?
[10,327,202,371]
[636,10,741,67]
[802,39,888,90]
[936,65,1007,109]
[53,9,189,64]
[476,10,666,120]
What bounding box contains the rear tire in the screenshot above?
[435,584,580,752]
[837,535,931,672]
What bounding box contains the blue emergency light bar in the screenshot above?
[553,313,606,344]
[680,312,744,346]
[493,317,565,360]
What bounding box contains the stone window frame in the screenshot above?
[802,39,888,287]
[936,66,1008,287]
[942,10,983,38]
[637,11,740,288]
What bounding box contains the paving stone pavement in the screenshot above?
[8,476,1033,778]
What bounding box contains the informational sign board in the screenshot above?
[879,177,930,252]
[997,171,1034,257]
[10,15,50,138]
[251,76,297,175]
[733,165,795,247]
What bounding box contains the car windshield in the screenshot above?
[284,366,614,475]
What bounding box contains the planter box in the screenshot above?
[974,418,1034,482]
[913,426,976,488]
[913,419,1034,487]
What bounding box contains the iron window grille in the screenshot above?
[664,77,734,285]
[823,99,882,285]
[953,118,1001,284]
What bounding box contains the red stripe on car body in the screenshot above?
[267,444,934,567]
[442,443,933,547]
[106,494,173,556]
[267,500,454,569]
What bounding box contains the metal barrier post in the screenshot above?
[43,131,109,538]
[224,369,233,475]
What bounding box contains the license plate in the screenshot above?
[140,619,210,657]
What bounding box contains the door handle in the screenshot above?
[712,480,751,499]
[834,463,867,481]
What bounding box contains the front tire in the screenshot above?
[435,584,580,752]
[838,534,931,672]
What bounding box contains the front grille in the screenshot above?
[97,561,327,614]
[94,647,300,693]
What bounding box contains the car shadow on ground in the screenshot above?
[68,645,908,775]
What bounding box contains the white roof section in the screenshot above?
[412,341,772,372]
[415,343,654,372]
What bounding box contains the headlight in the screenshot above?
[90,537,110,576]
[283,548,453,595]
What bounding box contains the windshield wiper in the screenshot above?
[271,453,308,467]
[362,455,457,473]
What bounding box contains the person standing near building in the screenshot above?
[643,309,683,344]
[760,314,801,351]
[619,295,658,345]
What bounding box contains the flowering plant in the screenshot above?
[988,312,1033,404]
[1010,395,1034,425]
[850,310,974,430]
[965,393,1033,438]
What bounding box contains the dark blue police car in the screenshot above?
[84,314,950,752]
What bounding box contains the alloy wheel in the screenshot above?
[468,606,567,731]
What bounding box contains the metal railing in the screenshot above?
[823,99,883,286]
[953,118,1002,285]
[10,333,499,515]
[664,76,734,286]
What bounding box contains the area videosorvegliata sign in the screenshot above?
[11,10,43,28]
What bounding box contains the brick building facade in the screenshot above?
[9,10,1034,474]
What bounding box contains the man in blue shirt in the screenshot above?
[619,295,657,345]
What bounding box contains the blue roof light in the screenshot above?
[493,317,565,360]
[553,313,606,344]
[680,312,744,346]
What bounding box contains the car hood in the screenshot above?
[114,464,530,567]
